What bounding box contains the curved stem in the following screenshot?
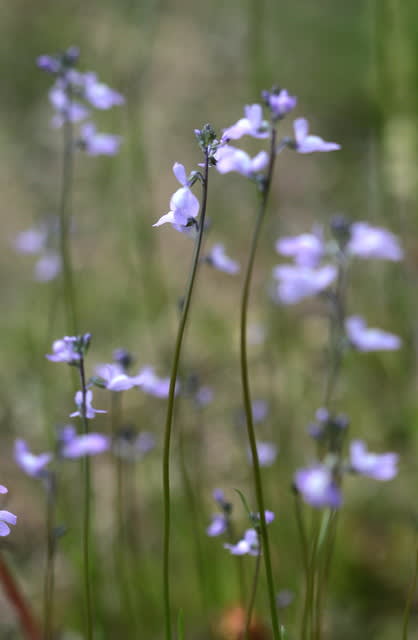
[162,150,211,640]
[240,127,280,639]
[79,358,93,640]
[59,111,78,336]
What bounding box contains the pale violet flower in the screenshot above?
[95,363,136,391]
[153,163,200,231]
[83,72,125,109]
[70,390,107,419]
[347,222,403,261]
[252,400,269,423]
[349,440,398,481]
[256,510,275,524]
[276,232,324,267]
[14,227,47,254]
[222,104,269,141]
[293,118,340,153]
[273,264,337,304]
[34,252,61,282]
[224,528,260,556]
[49,82,90,127]
[80,123,122,156]
[59,425,109,458]
[207,513,228,537]
[345,316,401,351]
[14,440,52,477]
[266,89,297,119]
[215,145,268,177]
[205,244,240,274]
[248,441,278,467]
[0,510,17,537]
[132,366,175,398]
[0,486,7,494]
[294,466,342,508]
[46,336,80,364]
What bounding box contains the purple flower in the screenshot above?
[205,244,240,274]
[0,486,7,494]
[349,440,398,480]
[14,227,47,254]
[345,316,402,351]
[132,366,175,398]
[95,363,136,391]
[256,510,275,524]
[294,466,342,508]
[70,390,107,419]
[46,336,80,364]
[83,73,125,109]
[215,145,268,177]
[347,222,403,261]
[207,513,228,537]
[80,123,122,156]
[0,510,17,537]
[153,163,200,231]
[248,441,278,467]
[14,440,52,477]
[273,264,337,304]
[276,231,324,267]
[34,252,61,282]
[59,425,109,458]
[49,82,90,127]
[222,104,269,141]
[293,118,341,153]
[37,55,60,74]
[252,400,269,423]
[224,528,260,556]
[266,89,297,119]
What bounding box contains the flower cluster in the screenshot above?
[38,47,123,156]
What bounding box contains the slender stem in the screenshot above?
[162,149,211,640]
[402,539,418,640]
[59,107,78,336]
[294,494,309,577]
[79,358,93,640]
[43,473,57,640]
[0,551,42,640]
[240,126,280,639]
[245,549,262,639]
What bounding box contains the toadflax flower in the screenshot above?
[95,363,136,391]
[15,440,52,477]
[276,231,324,267]
[79,123,122,156]
[83,72,125,110]
[205,244,240,274]
[215,145,268,178]
[345,316,402,351]
[131,366,176,398]
[224,528,260,556]
[294,465,342,508]
[153,163,200,231]
[59,425,109,458]
[207,513,228,537]
[222,104,269,141]
[0,486,17,537]
[264,89,297,119]
[292,118,340,153]
[347,222,403,261]
[70,390,107,419]
[273,264,337,304]
[349,440,398,481]
[46,336,80,364]
[248,441,278,467]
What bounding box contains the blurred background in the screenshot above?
[0,0,417,638]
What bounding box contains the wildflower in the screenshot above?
[95,363,136,391]
[207,513,228,537]
[345,316,402,351]
[273,264,337,304]
[222,104,269,141]
[224,528,260,556]
[132,366,175,398]
[264,89,297,119]
[248,441,278,467]
[34,252,61,282]
[349,440,398,480]
[14,227,47,254]
[276,231,324,267]
[153,163,200,231]
[347,222,403,261]
[70,390,106,419]
[83,73,124,109]
[59,425,109,458]
[255,510,275,524]
[294,465,342,508]
[252,400,269,423]
[79,123,122,156]
[14,440,52,477]
[46,336,80,364]
[205,244,240,274]
[37,55,60,74]
[293,118,340,153]
[0,511,17,537]
[215,145,268,177]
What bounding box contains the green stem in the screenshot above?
[79,358,93,640]
[294,494,309,577]
[43,474,57,640]
[240,127,280,639]
[59,109,78,336]
[162,149,211,640]
[402,539,418,640]
[245,548,262,639]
